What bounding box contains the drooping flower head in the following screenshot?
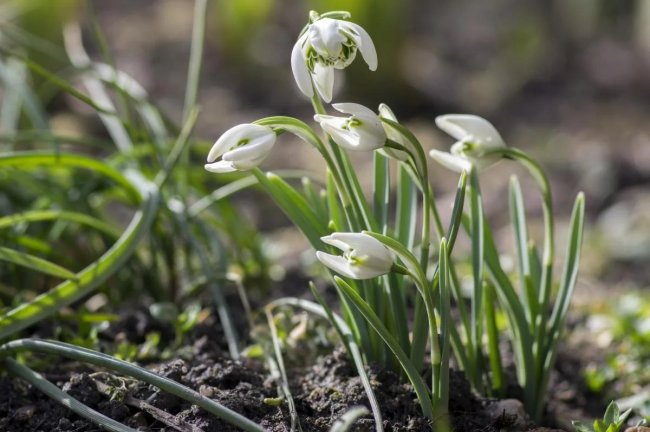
[291,11,377,102]
[429,114,506,172]
[316,232,394,280]
[314,103,386,151]
[205,124,276,173]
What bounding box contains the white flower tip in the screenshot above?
[429,149,472,173]
[435,114,505,148]
[291,39,314,98]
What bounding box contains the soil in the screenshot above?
[0,307,608,432]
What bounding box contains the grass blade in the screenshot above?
[373,151,389,234]
[0,151,141,204]
[4,358,135,432]
[0,339,264,432]
[0,188,159,339]
[468,168,485,390]
[330,406,370,432]
[0,210,119,237]
[0,247,77,280]
[509,176,534,323]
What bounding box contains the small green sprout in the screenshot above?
[572,401,632,432]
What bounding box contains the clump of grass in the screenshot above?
[0,1,270,430]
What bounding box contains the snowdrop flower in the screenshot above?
[291,12,377,102]
[205,124,275,173]
[377,103,409,161]
[314,103,386,151]
[429,114,506,173]
[316,232,394,280]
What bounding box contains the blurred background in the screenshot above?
[3,0,650,297]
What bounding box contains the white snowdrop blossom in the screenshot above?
[205,124,276,173]
[314,103,386,151]
[291,13,377,102]
[429,114,506,173]
[316,232,394,280]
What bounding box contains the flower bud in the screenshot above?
[316,232,394,280]
[205,124,275,173]
[291,13,377,102]
[314,103,386,151]
[377,103,409,161]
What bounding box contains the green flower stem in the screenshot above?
[487,147,555,401]
[310,95,376,232]
[4,358,135,432]
[0,339,264,432]
[255,116,359,230]
[484,283,504,397]
[468,167,485,393]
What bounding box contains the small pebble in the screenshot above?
[486,399,529,429]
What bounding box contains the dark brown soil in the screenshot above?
[0,307,606,432]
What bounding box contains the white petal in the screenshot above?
[378,103,397,122]
[332,102,376,118]
[327,125,358,150]
[377,104,408,160]
[349,266,388,279]
[429,149,472,173]
[311,18,345,57]
[316,252,358,279]
[291,37,313,98]
[207,124,249,162]
[435,114,505,148]
[204,160,237,173]
[345,22,377,71]
[312,63,334,103]
[320,234,350,252]
[221,133,275,163]
[354,126,385,151]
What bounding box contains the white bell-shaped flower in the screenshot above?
[316,232,394,280]
[430,114,505,173]
[205,124,276,173]
[291,13,377,102]
[314,103,386,151]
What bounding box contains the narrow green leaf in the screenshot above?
[373,151,389,234]
[326,170,346,232]
[446,172,468,252]
[509,176,534,323]
[302,176,328,225]
[395,164,417,248]
[437,239,451,408]
[0,247,77,280]
[329,406,370,432]
[484,282,504,397]
[0,151,141,204]
[532,193,585,421]
[603,401,618,426]
[0,188,159,339]
[183,0,207,122]
[0,210,119,237]
[4,358,135,432]
[469,168,485,390]
[0,47,114,115]
[265,307,303,432]
[0,339,264,432]
[252,169,325,248]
